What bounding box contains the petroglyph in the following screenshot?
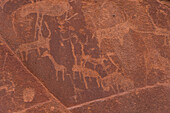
[68,25,135,93]
[1,0,169,111]
[82,0,126,31]
[0,0,9,9]
[158,0,170,7]
[14,0,78,62]
[70,37,103,89]
[2,53,8,71]
[0,72,15,93]
[41,51,66,81]
[0,38,70,112]
[105,53,121,73]
[14,0,78,26]
[15,36,50,61]
[16,0,71,18]
[96,22,130,47]
[72,64,102,89]
[72,88,84,102]
[23,88,35,102]
[103,73,134,92]
[70,32,123,90]
[15,14,51,61]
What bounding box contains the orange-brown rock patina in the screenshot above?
[0,0,170,113]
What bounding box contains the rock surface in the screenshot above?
[0,37,70,113]
[0,0,170,113]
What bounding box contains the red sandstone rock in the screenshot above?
[0,0,169,113]
[0,37,70,113]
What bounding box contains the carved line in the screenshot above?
[67,82,170,110]
[13,100,51,113]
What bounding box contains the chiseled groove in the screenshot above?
[67,82,170,110]
[13,100,52,113]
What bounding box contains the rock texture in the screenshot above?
[0,0,170,113]
[0,37,70,113]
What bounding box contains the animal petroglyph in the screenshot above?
[70,32,123,90]
[17,0,71,18]
[15,0,78,24]
[1,0,170,111]
[72,64,102,89]
[40,51,66,81]
[70,37,103,89]
[15,36,51,61]
[15,13,51,61]
[96,22,130,47]
[103,73,134,92]
[14,0,78,62]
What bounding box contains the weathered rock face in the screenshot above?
[0,0,169,113]
[0,37,70,113]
